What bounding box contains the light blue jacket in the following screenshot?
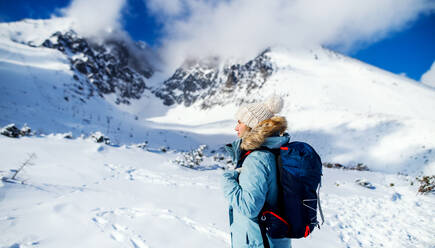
[222,136,292,248]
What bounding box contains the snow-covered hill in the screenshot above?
[0,18,209,149]
[1,135,434,248]
[152,47,435,175]
[154,49,273,108]
[1,17,434,248]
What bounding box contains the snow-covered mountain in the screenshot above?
[42,30,152,104]
[0,18,191,148]
[152,46,435,175]
[154,49,273,108]
[1,17,434,248]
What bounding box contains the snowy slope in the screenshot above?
[1,135,434,248]
[0,18,74,46]
[1,17,435,248]
[0,18,213,150]
[151,47,435,175]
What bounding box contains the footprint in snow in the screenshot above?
[92,207,229,246]
[92,209,149,248]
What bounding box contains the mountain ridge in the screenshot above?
[0,17,434,175]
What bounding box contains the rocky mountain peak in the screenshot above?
[153,49,274,108]
[42,30,153,104]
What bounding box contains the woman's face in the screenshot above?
[235,120,249,138]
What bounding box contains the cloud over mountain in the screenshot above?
[60,0,435,73]
[145,0,434,70]
[421,60,435,88]
[61,0,127,38]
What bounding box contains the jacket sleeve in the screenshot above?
[222,152,270,219]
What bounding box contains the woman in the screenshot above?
[222,95,292,248]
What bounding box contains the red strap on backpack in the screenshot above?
[304,225,310,237]
[242,150,252,158]
[262,211,289,226]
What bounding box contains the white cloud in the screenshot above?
[144,0,435,71]
[61,0,127,38]
[421,60,435,88]
[146,0,184,17]
[58,0,435,73]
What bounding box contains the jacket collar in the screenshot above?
[225,138,242,164]
[261,134,290,149]
[225,133,290,164]
[241,116,287,150]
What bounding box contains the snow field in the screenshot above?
[0,135,229,248]
[314,169,435,248]
[1,135,434,248]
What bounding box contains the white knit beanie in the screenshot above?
[235,95,284,128]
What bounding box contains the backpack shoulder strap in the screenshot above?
[317,179,325,226]
[256,146,279,248]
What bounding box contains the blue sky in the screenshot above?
[349,14,435,81]
[1,0,434,81]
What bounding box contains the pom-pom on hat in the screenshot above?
[235,94,284,128]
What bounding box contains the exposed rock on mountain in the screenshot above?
[154,49,273,108]
[42,31,152,104]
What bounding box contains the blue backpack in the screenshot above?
[258,141,324,240]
